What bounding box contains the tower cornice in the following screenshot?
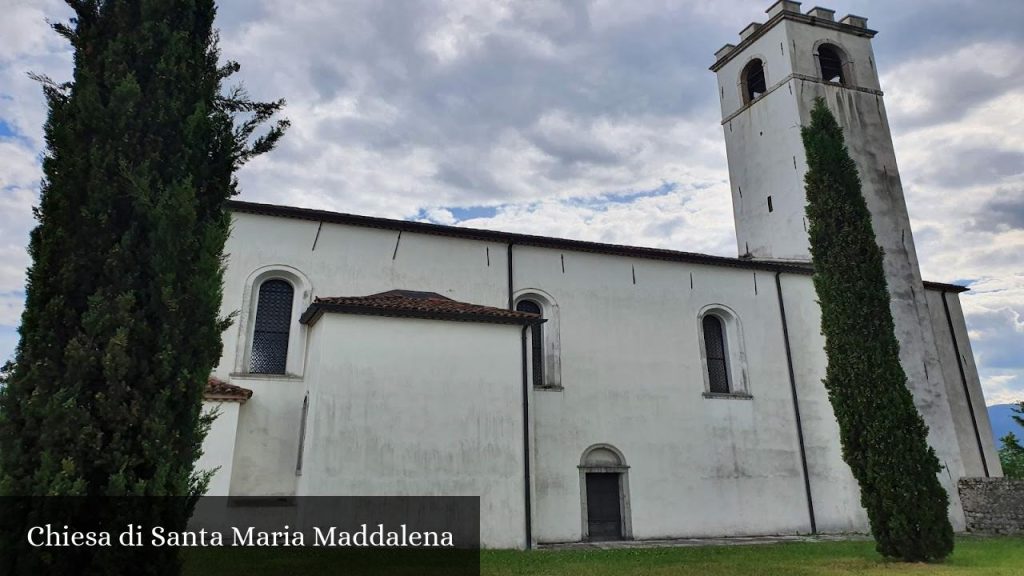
[710,9,876,73]
[719,73,884,125]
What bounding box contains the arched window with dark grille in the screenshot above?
[818,44,845,84]
[516,299,544,387]
[702,315,730,394]
[741,58,767,104]
[250,279,294,374]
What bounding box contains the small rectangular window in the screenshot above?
[767,196,774,212]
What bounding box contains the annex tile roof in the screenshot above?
[227,200,967,294]
[300,290,544,326]
[204,377,253,403]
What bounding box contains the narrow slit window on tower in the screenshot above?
[818,44,845,84]
[742,59,767,104]
[767,196,774,212]
[702,315,730,394]
[516,299,545,387]
[250,279,294,374]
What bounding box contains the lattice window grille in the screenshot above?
[250,279,294,374]
[703,315,730,394]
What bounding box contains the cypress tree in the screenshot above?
[801,97,953,561]
[0,1,287,573]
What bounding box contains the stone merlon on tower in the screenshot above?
[712,2,873,75]
[711,0,883,262]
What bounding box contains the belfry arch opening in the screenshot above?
[741,58,767,104]
[817,43,847,84]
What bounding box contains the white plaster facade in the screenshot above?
[296,314,527,548]
[198,1,1001,549]
[196,401,241,497]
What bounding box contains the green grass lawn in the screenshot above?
[182,536,1024,575]
[479,537,1024,575]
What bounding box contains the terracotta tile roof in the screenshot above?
[204,377,253,403]
[300,290,545,326]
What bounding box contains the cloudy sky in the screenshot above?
[1,0,1022,404]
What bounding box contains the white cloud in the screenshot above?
[0,0,72,148]
[0,0,66,63]
[883,42,1024,130]
[421,0,514,65]
[452,183,735,257]
[885,51,1024,405]
[0,132,40,333]
[980,374,1024,406]
[0,0,1021,405]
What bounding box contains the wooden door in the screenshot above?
[586,473,622,540]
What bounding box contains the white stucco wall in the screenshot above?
[215,212,513,498]
[715,18,880,262]
[522,249,815,542]
[718,21,806,261]
[926,290,1003,477]
[296,313,527,549]
[776,274,868,533]
[197,401,241,497]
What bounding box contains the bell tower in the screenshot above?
[711,1,893,262]
[711,1,968,528]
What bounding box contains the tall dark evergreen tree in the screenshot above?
[801,97,952,561]
[0,1,286,573]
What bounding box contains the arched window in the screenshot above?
[250,279,294,374]
[516,299,544,388]
[702,315,730,394]
[741,58,767,104]
[818,43,845,84]
[698,305,748,397]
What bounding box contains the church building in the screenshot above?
[198,1,1001,548]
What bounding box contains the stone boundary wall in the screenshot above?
[958,477,1024,534]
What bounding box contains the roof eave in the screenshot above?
[203,394,252,404]
[227,201,967,293]
[227,200,813,275]
[300,302,545,327]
